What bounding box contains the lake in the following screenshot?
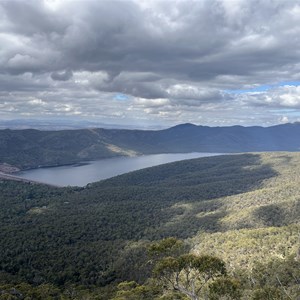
[17,152,221,187]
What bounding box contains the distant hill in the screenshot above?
[1,122,300,169]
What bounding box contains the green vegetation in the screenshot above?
[2,122,300,169]
[153,254,227,299]
[1,152,300,298]
[0,128,135,169]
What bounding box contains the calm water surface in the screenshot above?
[17,153,221,187]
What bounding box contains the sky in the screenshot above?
[1,0,300,128]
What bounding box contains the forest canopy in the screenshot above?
[1,152,300,299]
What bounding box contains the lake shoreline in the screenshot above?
[14,151,223,173]
[0,171,60,187]
[16,152,223,187]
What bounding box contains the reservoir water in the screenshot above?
[17,152,221,187]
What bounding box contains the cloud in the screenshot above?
[1,0,300,126]
[51,69,73,81]
[236,85,300,108]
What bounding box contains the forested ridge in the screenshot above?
[1,152,300,299]
[2,122,300,169]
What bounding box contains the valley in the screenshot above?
[2,122,300,170]
[16,152,220,186]
[2,0,300,298]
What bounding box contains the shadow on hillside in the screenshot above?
[253,204,285,227]
[67,154,280,241]
[141,153,279,239]
[253,199,300,228]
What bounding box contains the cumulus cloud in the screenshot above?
[238,85,300,108]
[1,0,300,126]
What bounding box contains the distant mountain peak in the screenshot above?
[170,123,198,129]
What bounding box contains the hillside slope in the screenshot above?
[0,152,300,292]
[2,123,300,169]
[0,128,139,169]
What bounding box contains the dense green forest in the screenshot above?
[1,152,300,299]
[2,123,300,169]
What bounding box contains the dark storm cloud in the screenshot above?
[1,0,68,36]
[1,0,300,125]
[91,72,168,99]
[1,0,299,84]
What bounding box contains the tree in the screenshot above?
[252,286,285,300]
[148,237,187,261]
[153,254,227,300]
[208,278,241,300]
[111,281,161,300]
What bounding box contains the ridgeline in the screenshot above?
[1,122,300,169]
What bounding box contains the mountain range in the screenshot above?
[1,122,300,169]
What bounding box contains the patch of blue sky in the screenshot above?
[225,81,300,94]
[114,93,129,101]
[225,85,271,94]
[270,109,295,113]
[270,109,300,116]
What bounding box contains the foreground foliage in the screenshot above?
[153,254,227,299]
